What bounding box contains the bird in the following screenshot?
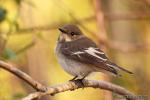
[55,24,133,81]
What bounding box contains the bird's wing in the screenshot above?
[60,37,118,75]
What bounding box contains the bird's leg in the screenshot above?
[69,76,78,81]
[78,76,86,81]
[74,76,86,88]
[69,76,78,91]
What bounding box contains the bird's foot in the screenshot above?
[74,79,84,88]
[69,76,78,81]
[69,76,86,90]
[70,79,84,88]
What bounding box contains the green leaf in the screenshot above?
[2,48,16,60]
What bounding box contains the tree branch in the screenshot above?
[23,79,137,100]
[0,60,137,100]
[0,60,47,92]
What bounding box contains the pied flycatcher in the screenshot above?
[55,24,133,81]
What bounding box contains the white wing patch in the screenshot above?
[72,51,85,55]
[71,47,107,61]
[85,47,107,61]
[87,47,105,54]
[72,51,85,58]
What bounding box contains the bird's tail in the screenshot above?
[107,61,133,74]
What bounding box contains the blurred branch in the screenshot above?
[0,35,6,54]
[0,60,47,92]
[104,40,150,53]
[68,13,96,35]
[93,0,112,100]
[93,0,107,46]
[145,0,150,5]
[105,12,150,20]
[0,60,137,100]
[57,0,96,36]
[10,12,150,34]
[15,40,35,54]
[16,16,95,33]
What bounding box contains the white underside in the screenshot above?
[57,53,94,78]
[55,44,96,78]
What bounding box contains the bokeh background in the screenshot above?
[0,0,150,100]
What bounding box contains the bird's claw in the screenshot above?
[72,79,84,88]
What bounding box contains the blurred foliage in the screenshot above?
[0,7,7,22]
[0,0,150,100]
[2,48,16,60]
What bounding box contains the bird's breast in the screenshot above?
[55,43,93,77]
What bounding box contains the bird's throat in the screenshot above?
[59,33,72,42]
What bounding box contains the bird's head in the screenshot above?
[58,24,83,42]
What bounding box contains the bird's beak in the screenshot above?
[58,28,66,33]
[58,28,66,42]
[58,27,72,42]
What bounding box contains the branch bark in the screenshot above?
[0,60,47,92]
[23,79,137,100]
[0,60,137,100]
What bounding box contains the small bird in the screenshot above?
[55,24,133,81]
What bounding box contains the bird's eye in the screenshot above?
[71,32,75,36]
